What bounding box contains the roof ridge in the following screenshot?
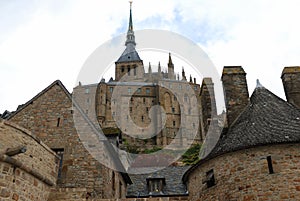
[8,80,71,120]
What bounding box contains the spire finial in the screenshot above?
[125,1,136,46]
[168,52,173,64]
[256,79,264,88]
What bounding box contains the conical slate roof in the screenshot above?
[210,85,300,158]
[183,85,300,181]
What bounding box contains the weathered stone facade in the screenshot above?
[186,144,300,201]
[8,81,130,199]
[281,66,300,109]
[221,66,249,127]
[0,120,58,200]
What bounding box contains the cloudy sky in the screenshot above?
[1,0,300,113]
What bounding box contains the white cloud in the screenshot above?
[1,0,300,113]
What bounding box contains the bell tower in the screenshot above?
[115,1,144,81]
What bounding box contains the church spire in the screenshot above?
[125,1,136,46]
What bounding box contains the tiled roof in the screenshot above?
[127,166,190,198]
[183,85,300,181]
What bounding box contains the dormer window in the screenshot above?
[146,178,165,195]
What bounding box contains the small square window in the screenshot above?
[85,88,90,94]
[203,169,215,188]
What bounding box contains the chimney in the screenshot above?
[221,66,249,127]
[200,78,217,138]
[281,66,300,109]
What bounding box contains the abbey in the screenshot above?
[73,3,205,152]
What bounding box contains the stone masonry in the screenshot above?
[0,120,58,201]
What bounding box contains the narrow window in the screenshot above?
[87,98,90,104]
[193,123,195,129]
[127,66,130,75]
[110,87,113,93]
[184,94,188,102]
[143,98,146,103]
[173,121,176,126]
[146,107,149,112]
[130,107,132,112]
[204,169,215,188]
[52,148,64,182]
[121,66,125,72]
[141,116,144,122]
[172,107,175,113]
[134,67,137,76]
[112,172,115,191]
[146,88,150,94]
[267,156,274,174]
[57,118,60,127]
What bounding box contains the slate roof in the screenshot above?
[116,44,142,63]
[183,85,300,181]
[127,166,190,198]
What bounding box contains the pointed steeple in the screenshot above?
[116,2,141,63]
[168,53,174,79]
[125,1,136,46]
[168,53,173,65]
[158,62,161,73]
[148,62,152,74]
[182,67,187,81]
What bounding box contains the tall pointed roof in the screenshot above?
[210,85,300,158]
[116,2,141,63]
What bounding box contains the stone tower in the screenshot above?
[221,66,249,127]
[115,2,144,81]
[281,66,300,109]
